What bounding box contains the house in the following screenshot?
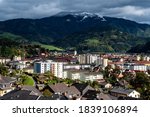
[21,85,42,96]
[48,83,68,95]
[0,75,16,96]
[39,94,68,100]
[0,86,42,100]
[8,61,27,70]
[0,90,40,100]
[66,86,81,99]
[36,84,45,91]
[110,87,140,98]
[98,93,117,100]
[23,66,34,74]
[72,83,94,95]
[82,90,100,100]
[48,83,81,99]
[98,82,112,89]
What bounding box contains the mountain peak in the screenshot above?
[55,11,106,21]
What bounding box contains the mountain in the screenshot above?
[0,12,150,52]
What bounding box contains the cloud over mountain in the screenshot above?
[0,0,150,24]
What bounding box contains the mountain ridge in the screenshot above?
[0,12,150,52]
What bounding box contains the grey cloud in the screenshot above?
[0,0,149,24]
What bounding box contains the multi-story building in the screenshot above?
[34,62,51,74]
[130,64,147,72]
[102,58,108,68]
[64,70,104,82]
[84,73,104,82]
[77,54,86,64]
[0,58,11,64]
[63,64,91,70]
[50,62,67,78]
[77,54,99,64]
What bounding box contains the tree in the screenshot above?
[63,78,74,85]
[129,72,150,98]
[43,89,52,97]
[20,75,35,86]
[92,81,100,89]
[0,64,9,76]
[103,65,112,78]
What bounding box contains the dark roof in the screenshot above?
[98,93,117,100]
[48,83,68,93]
[68,86,80,94]
[0,90,39,100]
[110,87,135,95]
[39,94,68,100]
[72,83,89,93]
[21,86,42,96]
[118,96,142,100]
[82,90,99,100]
[0,75,16,84]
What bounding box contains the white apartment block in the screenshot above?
[63,64,91,70]
[77,54,100,64]
[130,64,147,71]
[50,62,67,78]
[64,70,104,81]
[34,62,51,74]
[84,73,104,82]
[102,58,108,68]
[0,58,11,64]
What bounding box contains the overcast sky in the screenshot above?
[0,0,150,24]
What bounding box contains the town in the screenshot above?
[0,50,150,100]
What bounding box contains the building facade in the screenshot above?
[34,62,51,74]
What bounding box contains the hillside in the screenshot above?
[128,41,150,53]
[0,32,57,58]
[0,12,150,52]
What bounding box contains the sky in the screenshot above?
[0,0,150,24]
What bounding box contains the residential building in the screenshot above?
[34,61,51,74]
[48,83,81,99]
[83,72,104,82]
[23,66,34,73]
[64,64,91,70]
[102,58,108,68]
[130,64,147,71]
[48,83,68,95]
[66,70,86,80]
[0,58,11,64]
[51,62,67,78]
[0,86,42,100]
[64,70,104,81]
[82,90,99,100]
[110,87,140,98]
[72,83,94,95]
[13,56,22,61]
[77,54,99,64]
[39,94,68,100]
[0,75,16,96]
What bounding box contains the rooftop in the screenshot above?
[39,94,68,100]
[48,83,68,93]
[0,75,16,84]
[0,90,39,100]
[110,87,135,95]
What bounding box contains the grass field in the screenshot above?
[32,42,63,51]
